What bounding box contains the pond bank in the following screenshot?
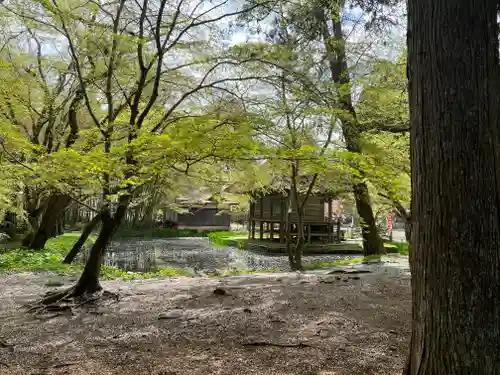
[1,234,407,280]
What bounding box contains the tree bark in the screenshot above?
[293,220,305,270]
[404,219,411,243]
[352,182,382,255]
[21,195,48,247]
[285,196,295,270]
[72,198,129,295]
[27,193,71,250]
[405,1,500,373]
[318,6,383,256]
[62,213,101,264]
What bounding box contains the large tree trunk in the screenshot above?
[62,213,102,264]
[318,5,382,256]
[404,1,500,373]
[27,193,71,250]
[21,195,48,247]
[352,182,382,255]
[404,219,411,243]
[73,199,129,295]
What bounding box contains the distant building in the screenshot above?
[165,188,239,232]
[248,189,345,243]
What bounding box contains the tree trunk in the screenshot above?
[21,196,48,247]
[405,1,500,373]
[62,213,101,264]
[293,217,305,270]
[285,192,296,270]
[285,222,296,270]
[139,202,156,228]
[352,182,383,256]
[28,193,71,250]
[404,219,411,243]
[318,6,383,256]
[48,212,65,238]
[73,199,129,295]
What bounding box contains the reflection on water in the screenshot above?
[78,238,359,274]
[79,244,158,273]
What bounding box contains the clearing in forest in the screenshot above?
[0,258,411,375]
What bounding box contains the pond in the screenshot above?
[80,238,361,275]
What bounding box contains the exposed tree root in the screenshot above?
[52,362,80,369]
[243,341,311,348]
[25,287,119,316]
[0,339,14,349]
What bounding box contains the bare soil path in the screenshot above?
[0,258,411,375]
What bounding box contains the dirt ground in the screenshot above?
[0,258,411,375]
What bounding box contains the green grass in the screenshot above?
[304,256,369,270]
[384,241,409,255]
[0,233,91,274]
[207,231,247,248]
[100,265,195,280]
[0,233,195,280]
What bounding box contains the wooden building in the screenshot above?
[174,192,239,232]
[248,191,344,243]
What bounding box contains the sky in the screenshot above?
[10,0,405,68]
[3,0,406,122]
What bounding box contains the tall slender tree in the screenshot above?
[237,0,405,255]
[405,0,500,373]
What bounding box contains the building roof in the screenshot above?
[176,187,239,206]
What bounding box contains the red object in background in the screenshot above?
[387,215,393,233]
[172,226,177,230]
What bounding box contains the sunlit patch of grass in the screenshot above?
[0,233,94,274]
[207,231,247,248]
[100,265,195,280]
[303,256,366,270]
[384,241,409,255]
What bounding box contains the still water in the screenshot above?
[79,238,359,275]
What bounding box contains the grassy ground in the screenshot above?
[385,241,409,255]
[0,233,194,280]
[207,231,247,247]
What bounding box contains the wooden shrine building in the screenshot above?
[248,191,344,243]
[174,192,239,232]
